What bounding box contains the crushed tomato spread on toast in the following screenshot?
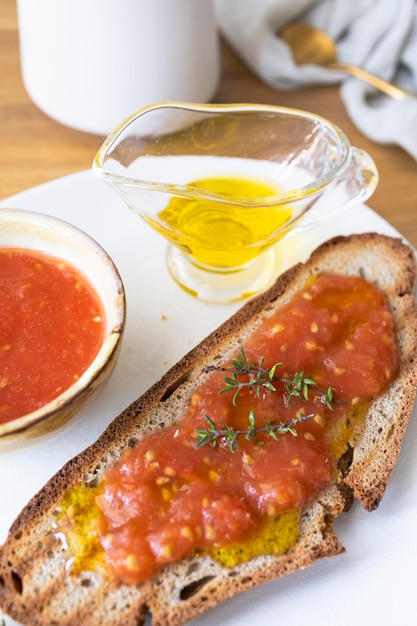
[59,272,398,583]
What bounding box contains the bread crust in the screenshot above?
[1,233,416,626]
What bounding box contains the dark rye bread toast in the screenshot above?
[1,233,417,626]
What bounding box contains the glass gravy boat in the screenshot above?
[93,103,378,303]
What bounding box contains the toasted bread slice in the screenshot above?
[1,233,416,626]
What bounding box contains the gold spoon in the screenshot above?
[281,22,412,100]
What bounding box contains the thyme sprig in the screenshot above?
[196,410,314,452]
[197,348,341,452]
[205,347,335,410]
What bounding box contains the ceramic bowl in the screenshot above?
[0,208,125,450]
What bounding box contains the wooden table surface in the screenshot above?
[1,0,416,246]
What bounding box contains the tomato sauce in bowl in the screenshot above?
[0,248,106,424]
[0,208,125,449]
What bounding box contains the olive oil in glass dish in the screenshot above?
[93,103,378,304]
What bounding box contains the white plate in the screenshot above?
[0,171,415,626]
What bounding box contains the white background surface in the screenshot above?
[0,170,416,625]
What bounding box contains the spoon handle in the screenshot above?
[329,62,413,100]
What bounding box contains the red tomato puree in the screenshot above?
[0,248,106,423]
[89,273,397,583]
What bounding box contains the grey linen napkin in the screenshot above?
[215,0,417,161]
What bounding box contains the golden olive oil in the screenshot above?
[57,482,107,576]
[325,402,369,460]
[208,509,300,568]
[157,176,293,269]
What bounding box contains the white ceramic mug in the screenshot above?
[16,0,220,135]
